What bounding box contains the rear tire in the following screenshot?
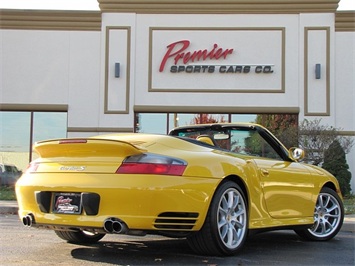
[55,230,105,244]
[295,187,344,241]
[187,181,248,256]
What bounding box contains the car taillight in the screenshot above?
[116,154,187,176]
[25,163,39,173]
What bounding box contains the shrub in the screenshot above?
[322,140,352,196]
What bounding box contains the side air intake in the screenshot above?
[154,212,199,230]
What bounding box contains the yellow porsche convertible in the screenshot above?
[15,123,344,256]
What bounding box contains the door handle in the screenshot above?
[260,168,269,176]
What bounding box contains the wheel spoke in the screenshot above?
[221,196,228,210]
[218,216,227,227]
[323,196,331,208]
[326,204,338,214]
[312,218,321,232]
[318,196,324,208]
[219,224,228,240]
[324,220,334,231]
[234,208,245,217]
[231,210,245,228]
[232,193,239,210]
[320,220,327,234]
[233,220,244,230]
[326,212,340,219]
[219,205,227,216]
[226,226,237,246]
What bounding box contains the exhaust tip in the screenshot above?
[112,220,123,233]
[104,219,114,233]
[22,214,35,227]
[103,217,128,234]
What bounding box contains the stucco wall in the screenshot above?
[0,29,102,130]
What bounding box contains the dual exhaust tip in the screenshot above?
[103,217,128,234]
[22,214,35,227]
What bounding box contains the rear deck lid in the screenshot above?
[30,138,146,173]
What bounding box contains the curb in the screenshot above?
[0,201,18,215]
[1,201,354,232]
[342,222,355,232]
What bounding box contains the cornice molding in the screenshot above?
[134,105,300,114]
[98,0,340,14]
[0,9,101,31]
[0,104,68,112]
[335,11,355,32]
[2,3,351,31]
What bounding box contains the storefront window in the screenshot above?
[137,112,259,134]
[136,113,167,134]
[168,113,199,131]
[0,112,31,178]
[33,112,67,143]
[32,112,67,160]
[231,114,257,123]
[136,112,297,141]
[168,113,230,132]
[0,111,67,177]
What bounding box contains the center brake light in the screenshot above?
[116,153,187,176]
[59,139,87,144]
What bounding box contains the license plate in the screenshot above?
[53,192,82,214]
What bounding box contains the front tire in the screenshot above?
[295,187,344,241]
[55,230,105,244]
[187,181,248,256]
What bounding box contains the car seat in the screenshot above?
[196,135,215,146]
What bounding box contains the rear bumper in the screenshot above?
[16,172,219,232]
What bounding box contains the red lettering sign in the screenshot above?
[159,40,234,72]
[55,196,72,208]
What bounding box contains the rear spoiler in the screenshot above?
[34,138,146,159]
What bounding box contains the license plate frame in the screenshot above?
[52,192,82,214]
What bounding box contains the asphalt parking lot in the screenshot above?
[1,200,354,265]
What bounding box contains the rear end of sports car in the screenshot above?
[16,126,345,256]
[15,135,218,237]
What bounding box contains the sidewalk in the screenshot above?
[1,200,354,232]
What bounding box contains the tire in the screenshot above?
[187,181,248,256]
[55,230,105,244]
[295,187,344,241]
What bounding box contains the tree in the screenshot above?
[322,140,352,196]
[299,119,354,166]
[256,114,299,148]
[191,114,226,124]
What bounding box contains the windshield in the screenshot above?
[171,125,285,161]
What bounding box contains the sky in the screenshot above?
[0,0,354,10]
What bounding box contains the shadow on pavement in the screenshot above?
[69,230,349,265]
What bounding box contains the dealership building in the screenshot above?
[0,0,354,191]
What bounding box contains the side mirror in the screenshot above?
[289,147,305,161]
